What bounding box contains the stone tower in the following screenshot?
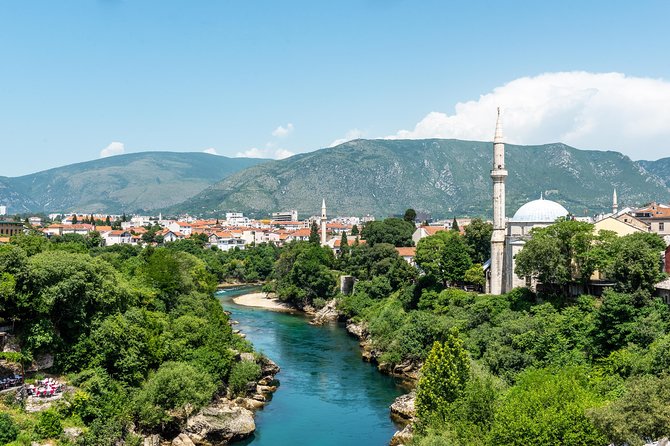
[490,108,507,295]
[612,188,618,214]
[321,199,327,246]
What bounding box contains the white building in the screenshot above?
[271,210,298,222]
[0,206,6,216]
[103,230,133,246]
[225,212,250,226]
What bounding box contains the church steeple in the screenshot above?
[612,188,618,214]
[489,107,508,295]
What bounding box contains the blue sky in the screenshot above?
[1,0,669,176]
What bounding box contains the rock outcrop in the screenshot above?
[390,391,416,422]
[389,424,413,446]
[172,433,196,446]
[185,401,255,445]
[309,299,339,325]
[345,320,368,340]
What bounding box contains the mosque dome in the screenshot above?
[511,196,569,222]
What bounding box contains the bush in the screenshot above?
[34,409,63,439]
[488,367,605,445]
[228,360,261,397]
[0,413,18,444]
[134,361,217,428]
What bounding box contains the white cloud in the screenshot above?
[272,123,294,138]
[389,72,670,160]
[236,147,294,159]
[330,129,364,147]
[203,147,219,155]
[99,141,125,158]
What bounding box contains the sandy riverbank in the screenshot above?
[233,292,293,312]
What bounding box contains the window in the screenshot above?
[660,222,665,231]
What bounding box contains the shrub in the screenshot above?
[134,361,216,428]
[34,409,63,439]
[0,413,18,444]
[228,360,261,397]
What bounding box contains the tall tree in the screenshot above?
[361,218,415,247]
[514,219,600,293]
[416,330,470,423]
[308,221,320,245]
[415,231,472,287]
[404,208,417,223]
[451,217,459,232]
[464,218,493,264]
[351,224,359,236]
[340,232,349,257]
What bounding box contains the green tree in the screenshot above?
[361,218,415,247]
[309,221,320,245]
[514,219,600,294]
[464,218,493,264]
[416,330,470,423]
[340,231,349,257]
[415,231,472,287]
[404,208,417,223]
[451,217,459,232]
[464,264,485,288]
[351,224,359,236]
[489,367,606,445]
[589,374,670,446]
[72,215,78,224]
[134,361,217,428]
[606,232,665,293]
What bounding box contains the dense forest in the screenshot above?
[0,233,278,445]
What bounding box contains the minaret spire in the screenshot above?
[489,107,508,295]
[320,199,327,246]
[612,188,618,214]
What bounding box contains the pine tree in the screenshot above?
[340,232,349,256]
[415,329,470,424]
[309,221,320,244]
[105,215,111,226]
[351,224,359,236]
[72,215,78,224]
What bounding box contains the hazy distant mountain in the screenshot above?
[0,152,267,214]
[638,158,670,189]
[170,139,670,218]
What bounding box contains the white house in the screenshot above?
[103,230,132,246]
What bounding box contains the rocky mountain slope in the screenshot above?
[172,139,670,218]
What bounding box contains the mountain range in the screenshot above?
[0,152,266,214]
[170,139,670,218]
[2,140,670,218]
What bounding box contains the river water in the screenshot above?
[217,287,406,446]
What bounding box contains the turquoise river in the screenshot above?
[217,287,406,446]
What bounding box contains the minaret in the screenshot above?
[612,188,618,215]
[490,108,507,295]
[321,199,327,246]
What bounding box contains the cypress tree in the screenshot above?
[309,221,320,244]
[451,217,460,232]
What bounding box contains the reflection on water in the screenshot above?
[218,287,405,446]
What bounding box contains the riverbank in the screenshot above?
[233,292,294,312]
[218,288,405,446]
